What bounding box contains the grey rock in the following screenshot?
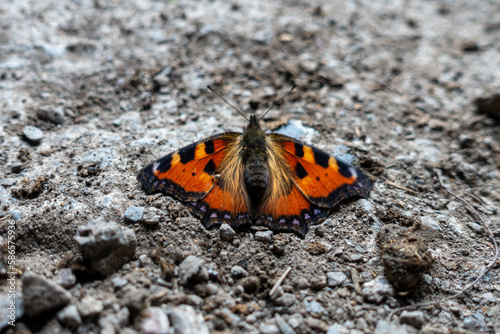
[167,305,209,334]
[259,322,280,334]
[22,271,71,318]
[333,145,354,165]
[53,268,76,289]
[139,254,152,266]
[122,287,149,317]
[287,313,303,329]
[112,277,128,290]
[274,120,316,142]
[467,222,484,233]
[220,223,236,242]
[326,271,348,287]
[272,293,296,307]
[57,305,82,328]
[361,276,396,303]
[304,299,327,316]
[37,106,66,124]
[420,216,442,231]
[99,307,130,333]
[178,255,209,285]
[399,310,425,329]
[74,217,136,276]
[141,307,170,334]
[22,126,43,144]
[78,296,103,318]
[255,230,273,243]
[374,320,409,334]
[463,313,487,332]
[74,147,120,169]
[357,199,374,213]
[231,265,248,278]
[275,313,295,334]
[123,206,144,224]
[326,323,349,334]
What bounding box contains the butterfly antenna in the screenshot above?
[258,84,297,122]
[207,85,249,122]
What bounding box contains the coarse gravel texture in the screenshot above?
[1,0,500,333]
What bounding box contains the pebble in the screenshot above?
[482,292,496,302]
[141,207,162,226]
[178,255,209,286]
[361,277,396,303]
[374,320,409,334]
[288,313,304,328]
[37,106,66,124]
[78,296,103,318]
[22,126,43,144]
[272,293,296,307]
[314,225,325,237]
[167,305,209,334]
[304,299,327,316]
[274,120,316,142]
[141,307,170,334]
[326,323,349,334]
[326,271,348,287]
[53,268,76,289]
[272,241,286,255]
[112,277,128,290]
[292,277,309,290]
[139,254,152,266]
[57,305,81,328]
[231,265,249,278]
[463,312,487,332]
[475,93,500,118]
[357,199,374,213]
[275,314,295,334]
[333,145,354,165]
[420,216,442,231]
[122,287,149,317]
[259,322,280,334]
[123,206,144,224]
[74,217,137,276]
[466,222,484,233]
[240,276,260,293]
[220,223,236,242]
[22,271,71,318]
[11,162,23,173]
[255,230,273,243]
[399,310,425,329]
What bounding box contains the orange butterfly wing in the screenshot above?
[269,134,373,207]
[137,133,250,228]
[255,134,373,236]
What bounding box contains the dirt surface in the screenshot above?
[1,0,500,333]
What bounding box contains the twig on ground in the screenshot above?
[350,267,362,294]
[388,169,499,319]
[269,266,292,298]
[382,177,418,195]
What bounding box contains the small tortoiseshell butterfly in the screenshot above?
[138,89,373,236]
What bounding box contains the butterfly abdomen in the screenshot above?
[244,157,269,205]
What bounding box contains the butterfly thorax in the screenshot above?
[241,122,270,211]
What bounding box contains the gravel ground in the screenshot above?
[1,0,500,333]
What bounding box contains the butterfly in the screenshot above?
[137,90,373,236]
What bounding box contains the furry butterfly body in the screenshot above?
[138,115,373,236]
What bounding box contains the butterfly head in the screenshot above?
[247,114,260,129]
